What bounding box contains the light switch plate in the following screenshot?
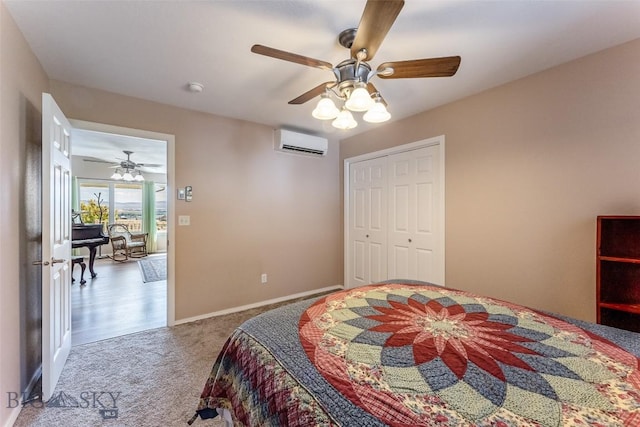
[178,215,190,226]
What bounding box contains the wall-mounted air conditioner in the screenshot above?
[274,129,328,157]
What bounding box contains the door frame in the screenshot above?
[343,135,446,288]
[70,119,176,326]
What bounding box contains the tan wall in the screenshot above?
[0,2,50,425]
[341,38,640,322]
[49,81,343,321]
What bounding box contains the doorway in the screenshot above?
[70,120,175,344]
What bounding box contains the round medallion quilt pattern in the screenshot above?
[298,284,640,426]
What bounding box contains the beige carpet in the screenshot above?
[14,293,330,426]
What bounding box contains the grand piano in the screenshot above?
[72,224,109,278]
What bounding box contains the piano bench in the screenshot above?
[72,256,87,286]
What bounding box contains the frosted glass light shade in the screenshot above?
[345,84,374,112]
[111,170,122,180]
[312,96,339,120]
[134,172,145,181]
[332,108,358,130]
[363,100,391,123]
[122,171,134,181]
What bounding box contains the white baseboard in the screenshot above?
[174,285,343,325]
[4,405,22,427]
[3,364,41,427]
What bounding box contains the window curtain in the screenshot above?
[71,177,80,255]
[72,176,80,215]
[142,181,157,253]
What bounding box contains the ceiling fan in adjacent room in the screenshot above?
[83,150,162,181]
[251,0,461,130]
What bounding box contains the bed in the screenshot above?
[192,282,640,426]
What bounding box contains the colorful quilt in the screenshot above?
[194,283,640,426]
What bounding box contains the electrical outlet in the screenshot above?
[261,273,268,284]
[178,215,190,226]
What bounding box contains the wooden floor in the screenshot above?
[72,254,167,346]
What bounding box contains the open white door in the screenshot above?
[41,93,73,401]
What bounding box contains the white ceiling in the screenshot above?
[71,128,167,174]
[6,0,640,162]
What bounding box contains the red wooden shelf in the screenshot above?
[599,256,640,264]
[598,302,640,315]
[597,216,640,332]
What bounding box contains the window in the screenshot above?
[77,179,166,253]
[78,182,110,226]
[114,183,143,232]
[78,180,143,231]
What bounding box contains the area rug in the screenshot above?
[138,256,167,282]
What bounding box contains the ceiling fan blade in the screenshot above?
[251,44,333,71]
[351,0,404,61]
[136,163,163,168]
[288,81,336,105]
[83,158,116,164]
[377,56,461,79]
[366,82,388,107]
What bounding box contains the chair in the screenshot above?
[107,224,148,262]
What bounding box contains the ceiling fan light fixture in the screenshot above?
[107,151,150,182]
[363,97,391,123]
[312,94,339,120]
[110,169,122,180]
[332,108,358,130]
[345,82,374,112]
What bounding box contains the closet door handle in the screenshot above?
[408,238,412,243]
[366,234,370,238]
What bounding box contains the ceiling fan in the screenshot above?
[251,0,461,130]
[83,150,162,181]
